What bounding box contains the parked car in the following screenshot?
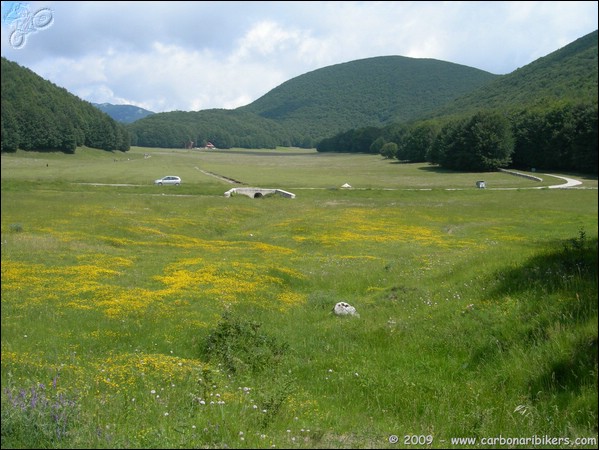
[154,176,181,186]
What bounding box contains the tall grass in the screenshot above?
[1,147,597,448]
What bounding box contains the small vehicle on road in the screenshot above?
[154,176,181,186]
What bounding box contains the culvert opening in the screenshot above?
[254,192,263,198]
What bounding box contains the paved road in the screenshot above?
[545,174,583,189]
[485,173,587,191]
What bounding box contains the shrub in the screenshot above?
[203,312,288,374]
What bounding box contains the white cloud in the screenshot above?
[233,20,303,59]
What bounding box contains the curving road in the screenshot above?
[545,174,583,189]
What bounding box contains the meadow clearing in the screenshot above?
[1,147,597,448]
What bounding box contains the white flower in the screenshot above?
[150,389,156,394]
[164,412,169,416]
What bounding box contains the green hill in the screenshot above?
[130,57,497,149]
[1,57,130,153]
[316,31,597,173]
[129,109,290,149]
[4,30,596,154]
[239,56,497,141]
[92,103,155,124]
[432,30,598,117]
[130,31,596,150]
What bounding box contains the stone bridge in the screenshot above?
[224,187,296,199]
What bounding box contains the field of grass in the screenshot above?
[1,147,597,448]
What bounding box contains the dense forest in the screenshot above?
[318,102,598,173]
[128,109,292,149]
[239,56,497,142]
[1,30,597,173]
[431,30,598,118]
[317,31,598,173]
[1,57,130,153]
[128,57,497,149]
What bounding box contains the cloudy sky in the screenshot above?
[1,1,597,113]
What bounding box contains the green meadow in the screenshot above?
[1,147,597,449]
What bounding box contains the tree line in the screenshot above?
[317,102,598,174]
[1,57,130,153]
[127,109,306,150]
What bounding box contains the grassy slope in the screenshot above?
[1,148,597,448]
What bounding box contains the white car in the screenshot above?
[154,176,181,186]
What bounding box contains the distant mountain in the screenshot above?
[92,102,155,123]
[130,57,497,148]
[1,57,130,152]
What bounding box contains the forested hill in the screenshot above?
[1,57,129,153]
[316,30,597,174]
[129,56,496,149]
[129,32,596,151]
[432,30,598,117]
[3,30,596,154]
[238,56,497,142]
[92,103,155,123]
[128,109,289,149]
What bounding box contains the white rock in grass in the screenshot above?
[333,302,359,317]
